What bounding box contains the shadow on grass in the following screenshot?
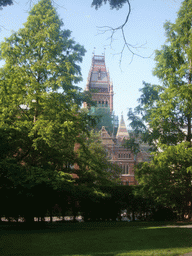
[0,221,192,255]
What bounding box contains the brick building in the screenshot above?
[83,54,113,113]
[84,53,143,185]
[100,117,137,185]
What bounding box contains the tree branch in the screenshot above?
[96,0,154,65]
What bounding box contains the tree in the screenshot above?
[0,0,87,165]
[135,142,192,220]
[75,130,121,189]
[0,0,123,223]
[123,134,140,156]
[152,0,192,146]
[0,0,98,222]
[128,0,192,220]
[127,81,179,148]
[128,0,192,148]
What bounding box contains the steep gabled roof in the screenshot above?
[100,126,114,146]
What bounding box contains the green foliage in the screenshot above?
[91,0,127,10]
[127,82,162,149]
[0,0,90,193]
[123,134,140,155]
[0,0,124,222]
[128,0,192,148]
[152,0,192,145]
[130,1,192,219]
[135,142,192,219]
[0,0,13,9]
[75,130,121,189]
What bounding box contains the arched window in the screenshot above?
[106,101,108,106]
[124,154,125,158]
[129,153,131,158]
[118,154,120,158]
[126,165,129,174]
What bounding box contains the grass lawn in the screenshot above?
[0,221,192,256]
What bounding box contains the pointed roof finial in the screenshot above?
[116,114,129,140]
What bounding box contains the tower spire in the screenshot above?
[116,114,129,141]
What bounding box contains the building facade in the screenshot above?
[100,117,137,185]
[84,53,139,185]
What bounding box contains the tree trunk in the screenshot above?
[187,58,192,145]
[187,115,191,145]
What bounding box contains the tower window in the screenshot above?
[98,68,101,79]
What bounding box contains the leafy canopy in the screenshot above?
[75,130,121,188]
[133,0,192,219]
[128,0,192,148]
[0,0,89,190]
[0,0,13,9]
[135,142,192,217]
[91,0,127,10]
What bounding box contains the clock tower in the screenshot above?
[84,54,114,113]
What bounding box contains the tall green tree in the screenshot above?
[130,0,192,220]
[152,0,192,146]
[0,0,90,190]
[128,0,192,148]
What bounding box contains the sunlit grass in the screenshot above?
[0,221,192,255]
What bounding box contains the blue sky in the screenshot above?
[0,0,183,127]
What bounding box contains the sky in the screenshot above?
[0,0,183,127]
